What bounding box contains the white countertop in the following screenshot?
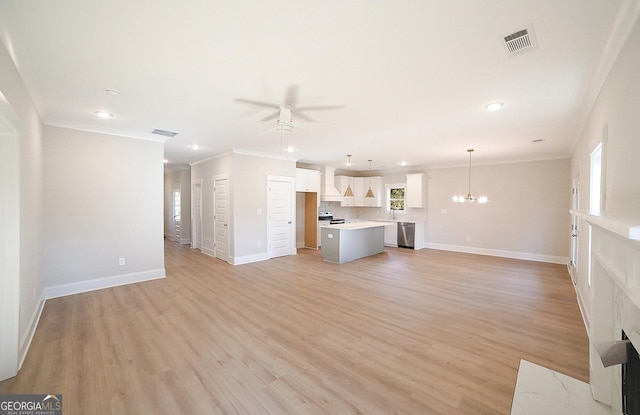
[323,221,392,230]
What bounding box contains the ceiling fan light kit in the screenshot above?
[452,149,488,204]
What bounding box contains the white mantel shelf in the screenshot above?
[571,209,640,241]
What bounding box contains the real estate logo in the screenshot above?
[0,394,62,415]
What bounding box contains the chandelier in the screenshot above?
[452,149,488,204]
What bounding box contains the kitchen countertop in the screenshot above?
[359,218,425,224]
[324,221,393,230]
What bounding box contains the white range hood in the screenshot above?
[320,166,343,202]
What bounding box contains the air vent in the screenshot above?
[152,129,178,138]
[502,24,538,56]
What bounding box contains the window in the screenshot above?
[590,143,602,212]
[588,142,604,287]
[387,184,406,211]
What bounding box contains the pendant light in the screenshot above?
[365,160,375,198]
[344,155,354,197]
[452,149,488,204]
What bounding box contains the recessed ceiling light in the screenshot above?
[163,159,169,164]
[485,102,504,111]
[287,146,295,153]
[191,144,200,150]
[94,111,113,119]
[105,89,121,96]
[400,161,407,166]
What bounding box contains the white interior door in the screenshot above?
[191,181,203,250]
[570,174,580,281]
[0,99,20,381]
[172,183,181,241]
[267,177,295,258]
[213,176,229,262]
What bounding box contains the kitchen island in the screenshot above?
[320,221,391,263]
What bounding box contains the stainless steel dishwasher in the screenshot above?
[397,222,415,249]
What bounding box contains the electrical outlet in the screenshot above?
[119,257,125,266]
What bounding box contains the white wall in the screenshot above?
[42,126,165,295]
[164,168,191,244]
[0,29,44,378]
[570,15,640,322]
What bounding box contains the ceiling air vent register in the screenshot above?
[152,129,178,138]
[503,25,538,56]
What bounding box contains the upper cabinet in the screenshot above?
[406,173,424,208]
[336,175,382,207]
[296,168,320,193]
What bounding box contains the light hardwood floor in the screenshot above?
[1,242,588,414]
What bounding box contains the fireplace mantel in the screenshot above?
[571,210,640,241]
[571,209,640,412]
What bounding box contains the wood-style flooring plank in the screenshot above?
[0,241,589,414]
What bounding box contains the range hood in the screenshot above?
[321,166,343,202]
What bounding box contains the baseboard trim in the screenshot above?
[232,253,268,265]
[18,294,45,370]
[201,247,214,257]
[423,243,569,265]
[44,268,166,300]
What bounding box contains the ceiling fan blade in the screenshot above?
[293,111,315,122]
[296,105,345,111]
[285,85,299,106]
[261,111,281,121]
[234,98,279,109]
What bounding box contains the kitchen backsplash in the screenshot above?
[318,201,426,222]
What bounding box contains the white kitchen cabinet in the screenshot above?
[353,177,365,206]
[406,173,424,208]
[296,168,320,193]
[384,222,397,246]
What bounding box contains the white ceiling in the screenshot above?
[0,0,629,171]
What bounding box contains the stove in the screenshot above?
[318,211,345,225]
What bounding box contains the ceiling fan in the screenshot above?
[235,85,343,134]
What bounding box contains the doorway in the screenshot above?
[570,174,579,282]
[191,179,203,250]
[172,183,181,241]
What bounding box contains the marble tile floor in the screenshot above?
[511,359,613,415]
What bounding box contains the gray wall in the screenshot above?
[571,16,640,320]
[190,153,233,256]
[42,126,165,287]
[232,153,296,259]
[425,159,570,261]
[322,160,570,262]
[191,152,296,263]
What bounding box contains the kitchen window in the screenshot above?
[386,184,406,211]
